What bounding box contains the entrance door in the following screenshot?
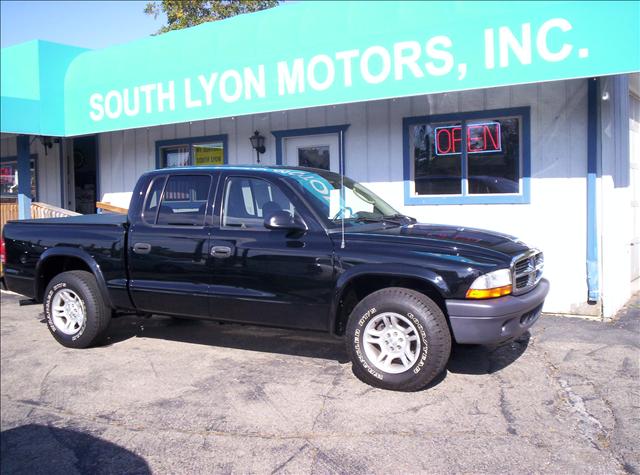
[283,134,340,172]
[69,136,97,214]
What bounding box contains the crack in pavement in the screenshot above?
[270,443,309,475]
[498,381,517,436]
[536,346,630,473]
[311,369,342,432]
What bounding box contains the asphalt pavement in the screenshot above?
[1,290,638,474]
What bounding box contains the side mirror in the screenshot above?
[264,210,306,233]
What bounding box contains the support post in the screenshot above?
[586,79,600,303]
[16,135,31,220]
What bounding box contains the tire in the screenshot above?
[43,270,112,348]
[346,287,451,392]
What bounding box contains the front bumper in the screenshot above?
[446,278,550,344]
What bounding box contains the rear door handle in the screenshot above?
[133,242,152,254]
[211,246,232,258]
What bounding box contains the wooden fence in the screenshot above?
[0,201,80,237]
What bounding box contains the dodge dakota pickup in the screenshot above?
[2,166,548,391]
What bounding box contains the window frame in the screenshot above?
[271,124,350,174]
[155,134,228,169]
[402,107,531,205]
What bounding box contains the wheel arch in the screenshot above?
[331,266,451,336]
[35,247,113,308]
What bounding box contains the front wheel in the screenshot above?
[43,270,112,348]
[346,287,451,391]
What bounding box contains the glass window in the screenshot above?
[142,176,166,224]
[412,121,462,195]
[467,118,519,194]
[298,146,330,170]
[159,139,225,168]
[0,158,37,199]
[408,112,524,198]
[222,177,296,230]
[155,175,211,226]
[193,143,224,166]
[284,169,399,229]
[161,146,189,168]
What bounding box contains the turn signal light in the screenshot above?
[466,285,512,299]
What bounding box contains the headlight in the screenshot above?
[466,269,512,299]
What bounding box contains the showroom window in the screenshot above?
[0,156,38,200]
[156,134,228,168]
[403,107,530,205]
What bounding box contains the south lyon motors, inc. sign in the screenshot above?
[61,1,639,136]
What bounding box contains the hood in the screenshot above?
[340,223,530,262]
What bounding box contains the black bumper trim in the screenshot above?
[446,279,550,344]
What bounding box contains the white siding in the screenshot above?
[598,76,638,318]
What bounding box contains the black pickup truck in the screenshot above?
[2,166,548,391]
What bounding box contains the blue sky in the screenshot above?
[1,1,167,49]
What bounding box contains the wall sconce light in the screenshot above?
[249,131,266,163]
[38,135,55,156]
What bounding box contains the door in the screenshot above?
[128,172,216,318]
[208,173,335,331]
[70,136,98,213]
[283,134,340,172]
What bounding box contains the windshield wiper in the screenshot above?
[351,215,405,226]
[382,213,416,224]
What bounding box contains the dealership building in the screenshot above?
[1,1,639,319]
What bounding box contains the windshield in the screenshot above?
[273,168,401,229]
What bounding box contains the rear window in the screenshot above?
[144,175,211,226]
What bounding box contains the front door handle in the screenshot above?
[211,246,232,258]
[133,242,152,254]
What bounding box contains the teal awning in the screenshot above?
[1,40,88,136]
[2,1,639,137]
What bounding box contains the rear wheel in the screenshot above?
[346,287,451,391]
[43,270,111,348]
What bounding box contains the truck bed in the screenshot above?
[2,213,130,306]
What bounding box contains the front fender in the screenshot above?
[330,263,451,334]
[35,247,114,309]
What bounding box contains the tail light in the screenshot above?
[0,237,5,266]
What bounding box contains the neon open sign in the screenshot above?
[434,122,502,156]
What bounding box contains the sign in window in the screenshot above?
[0,159,37,199]
[159,138,225,168]
[409,114,522,197]
[434,122,502,156]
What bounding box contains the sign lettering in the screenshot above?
[435,122,502,156]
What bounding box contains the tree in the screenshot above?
[144,0,280,34]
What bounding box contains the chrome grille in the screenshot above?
[512,250,544,295]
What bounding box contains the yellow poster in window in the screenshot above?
[194,145,224,166]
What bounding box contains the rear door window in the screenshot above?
[152,175,212,226]
[142,176,167,224]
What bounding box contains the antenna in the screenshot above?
[340,129,345,249]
